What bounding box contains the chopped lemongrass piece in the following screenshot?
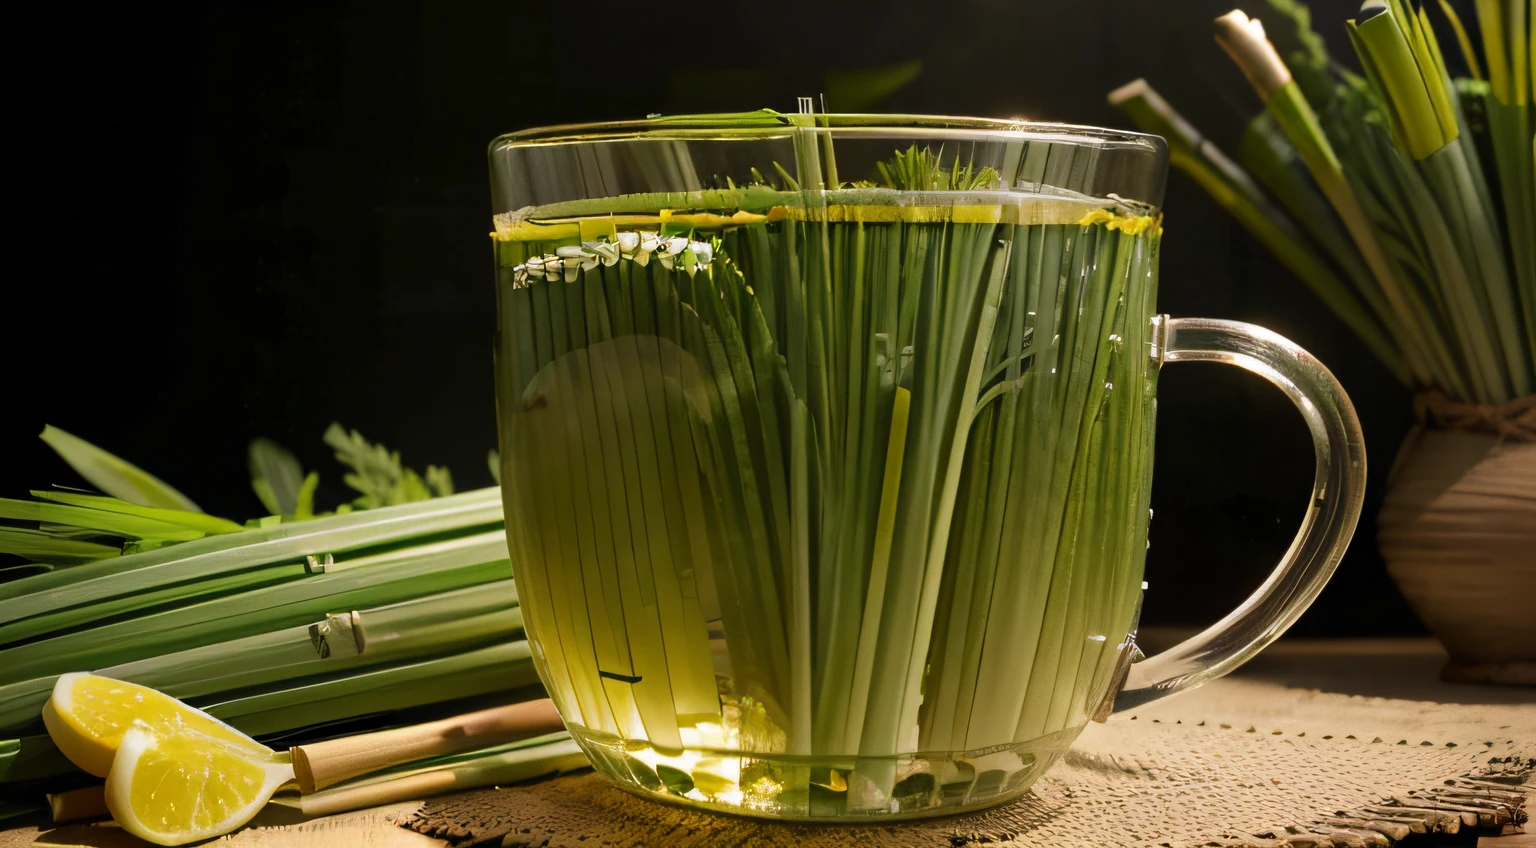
[283,733,587,817]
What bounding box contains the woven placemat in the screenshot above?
[402,715,1529,847]
[403,644,1534,848]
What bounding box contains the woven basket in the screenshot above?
[1379,428,1536,685]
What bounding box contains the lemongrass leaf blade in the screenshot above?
[38,426,202,513]
[28,492,244,536]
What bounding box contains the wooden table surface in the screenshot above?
[3,636,1531,847]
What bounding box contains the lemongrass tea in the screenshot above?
[490,113,1365,821]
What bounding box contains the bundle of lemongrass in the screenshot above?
[496,132,1161,812]
[1112,0,1534,405]
[0,425,565,812]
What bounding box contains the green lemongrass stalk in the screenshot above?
[1215,9,1461,393]
[1473,0,1526,107]
[0,528,510,652]
[1457,0,1536,367]
[1329,81,1506,404]
[1349,0,1457,158]
[812,211,913,759]
[1231,113,1395,318]
[0,531,511,682]
[498,241,744,744]
[964,223,1138,749]
[283,733,586,817]
[1109,79,1407,381]
[1327,89,1503,401]
[849,156,1011,799]
[0,582,522,731]
[1468,80,1536,359]
[1347,0,1530,398]
[0,529,119,565]
[0,498,218,546]
[0,562,308,661]
[1234,108,1466,388]
[0,488,505,640]
[0,734,72,785]
[1437,1,1485,81]
[203,641,538,737]
[26,492,244,538]
[1018,227,1155,742]
[1184,1,1536,405]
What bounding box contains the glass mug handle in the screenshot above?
[1107,316,1367,713]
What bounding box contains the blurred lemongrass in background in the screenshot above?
[1113,0,1534,413]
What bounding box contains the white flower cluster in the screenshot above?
[512,232,716,287]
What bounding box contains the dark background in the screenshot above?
[6,0,1424,635]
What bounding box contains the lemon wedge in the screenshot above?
[42,672,267,777]
[106,724,292,846]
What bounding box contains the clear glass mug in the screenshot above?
[489,111,1365,821]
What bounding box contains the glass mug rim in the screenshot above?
[489,112,1171,214]
[492,111,1169,155]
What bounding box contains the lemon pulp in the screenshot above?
[106,725,290,846]
[43,672,271,777]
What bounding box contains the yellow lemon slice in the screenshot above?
[42,672,270,777]
[106,724,292,846]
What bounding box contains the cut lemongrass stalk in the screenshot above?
[286,735,587,818]
[1110,78,1408,383]
[0,582,522,730]
[1215,8,1454,392]
[1345,0,1526,400]
[1213,9,1292,99]
[289,700,565,793]
[0,562,309,650]
[0,539,512,682]
[1349,0,1454,159]
[203,642,539,738]
[1232,112,1402,323]
[0,487,505,618]
[1113,1,1535,401]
